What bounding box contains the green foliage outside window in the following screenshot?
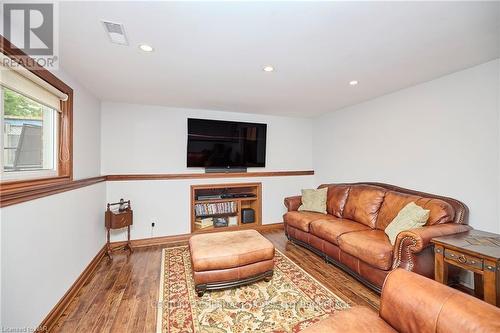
[3,88,43,119]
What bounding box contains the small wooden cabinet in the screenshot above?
[190,183,262,233]
[105,200,133,258]
[106,210,132,229]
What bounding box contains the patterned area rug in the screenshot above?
[156,246,349,333]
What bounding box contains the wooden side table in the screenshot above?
[105,200,133,258]
[431,229,500,306]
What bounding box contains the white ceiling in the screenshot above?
[58,1,500,117]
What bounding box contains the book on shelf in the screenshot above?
[195,217,214,229]
[195,221,213,228]
[195,217,213,224]
[195,223,213,229]
[194,201,237,217]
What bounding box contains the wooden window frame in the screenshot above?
[0,35,73,194]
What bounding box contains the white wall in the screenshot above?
[101,104,312,174]
[313,59,500,233]
[107,176,313,241]
[0,68,104,329]
[1,184,105,329]
[101,104,314,241]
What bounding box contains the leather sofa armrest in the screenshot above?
[392,223,472,270]
[284,195,302,212]
[380,268,500,333]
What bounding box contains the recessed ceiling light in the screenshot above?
[139,44,154,52]
[263,66,274,72]
[349,80,359,86]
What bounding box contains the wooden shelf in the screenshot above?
[195,212,238,218]
[193,222,259,233]
[194,225,215,231]
[191,182,262,233]
[194,197,257,204]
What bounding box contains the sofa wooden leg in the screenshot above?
[264,271,274,282]
[196,285,206,297]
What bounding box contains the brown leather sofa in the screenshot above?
[284,182,471,292]
[302,268,500,333]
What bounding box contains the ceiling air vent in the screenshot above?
[101,20,128,45]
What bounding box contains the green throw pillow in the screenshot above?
[385,202,430,245]
[298,187,328,214]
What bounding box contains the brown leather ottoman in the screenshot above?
[189,229,275,296]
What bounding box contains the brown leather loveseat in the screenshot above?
[284,182,471,291]
[302,268,500,333]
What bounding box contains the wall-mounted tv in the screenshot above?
[187,118,267,169]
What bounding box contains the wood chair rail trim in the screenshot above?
[0,176,106,207]
[106,170,314,181]
[1,171,313,207]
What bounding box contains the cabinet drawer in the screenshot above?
[444,249,483,270]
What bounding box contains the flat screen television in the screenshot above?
[187,118,267,168]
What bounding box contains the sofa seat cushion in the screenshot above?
[310,218,370,245]
[338,230,394,270]
[284,211,335,232]
[301,307,396,333]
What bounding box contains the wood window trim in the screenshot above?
[0,35,74,193]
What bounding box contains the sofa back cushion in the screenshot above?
[377,191,455,230]
[342,185,386,228]
[321,184,350,218]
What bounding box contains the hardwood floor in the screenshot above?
[52,230,380,332]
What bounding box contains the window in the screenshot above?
[0,42,73,196]
[0,36,73,207]
[1,87,58,180]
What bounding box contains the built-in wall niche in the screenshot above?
[190,183,262,233]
